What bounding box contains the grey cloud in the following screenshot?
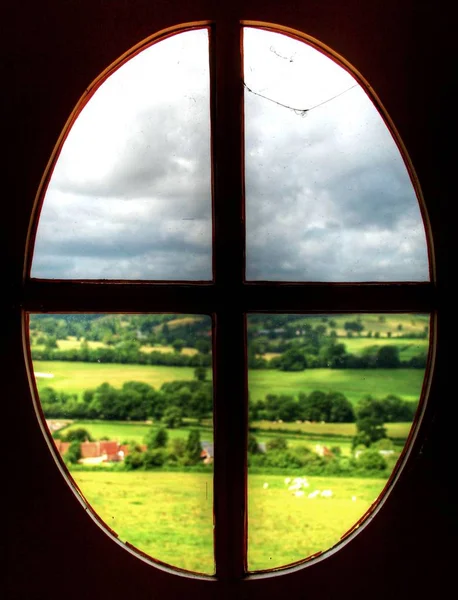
[33,38,428,282]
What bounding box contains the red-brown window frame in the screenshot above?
[21,19,436,582]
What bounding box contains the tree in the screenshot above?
[143,449,167,468]
[266,437,287,451]
[301,390,332,422]
[185,429,202,464]
[353,395,388,447]
[145,427,168,449]
[196,339,211,355]
[328,392,355,422]
[63,427,93,442]
[171,339,186,353]
[194,366,208,382]
[44,335,58,350]
[376,345,400,368]
[344,321,364,334]
[278,347,307,371]
[357,449,388,471]
[248,434,260,454]
[162,406,183,429]
[65,441,81,464]
[382,395,415,422]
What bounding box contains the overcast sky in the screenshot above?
[32,27,429,281]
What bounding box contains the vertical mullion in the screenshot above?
[211,21,247,580]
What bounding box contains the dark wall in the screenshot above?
[4,1,454,598]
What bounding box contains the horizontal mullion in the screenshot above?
[19,280,436,313]
[242,282,436,312]
[19,280,218,313]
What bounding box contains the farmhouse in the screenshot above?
[54,439,128,463]
[200,441,214,464]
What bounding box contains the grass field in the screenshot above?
[34,361,198,397]
[342,337,428,360]
[251,420,411,439]
[290,313,429,338]
[69,470,386,573]
[72,470,215,573]
[248,368,425,404]
[34,361,425,405]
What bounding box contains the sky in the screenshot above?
[32,27,429,281]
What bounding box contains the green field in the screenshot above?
[72,470,215,573]
[70,470,386,573]
[290,313,429,338]
[34,361,198,397]
[248,368,425,404]
[34,361,425,405]
[342,337,428,360]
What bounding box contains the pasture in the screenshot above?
[248,368,425,404]
[69,470,386,574]
[290,313,429,338]
[34,361,425,405]
[342,337,428,360]
[33,361,198,397]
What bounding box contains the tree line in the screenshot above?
[249,392,416,424]
[41,368,212,422]
[249,341,427,371]
[32,340,211,368]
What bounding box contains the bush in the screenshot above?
[185,429,202,465]
[124,451,145,470]
[357,450,388,472]
[266,437,288,451]
[65,441,81,464]
[145,427,168,449]
[248,434,261,454]
[162,406,183,429]
[143,449,167,468]
[63,428,93,442]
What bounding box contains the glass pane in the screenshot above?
[32,29,212,280]
[247,313,429,571]
[29,313,214,574]
[244,28,429,281]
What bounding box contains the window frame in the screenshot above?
[21,19,436,583]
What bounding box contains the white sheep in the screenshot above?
[321,490,333,498]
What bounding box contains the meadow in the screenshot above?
[34,360,425,405]
[342,337,428,360]
[70,470,386,573]
[34,361,198,396]
[248,368,424,404]
[290,313,429,338]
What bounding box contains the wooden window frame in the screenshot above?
[21,19,436,583]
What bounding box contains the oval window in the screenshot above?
[27,23,431,579]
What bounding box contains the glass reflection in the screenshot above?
[32,30,212,280]
[244,28,429,281]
